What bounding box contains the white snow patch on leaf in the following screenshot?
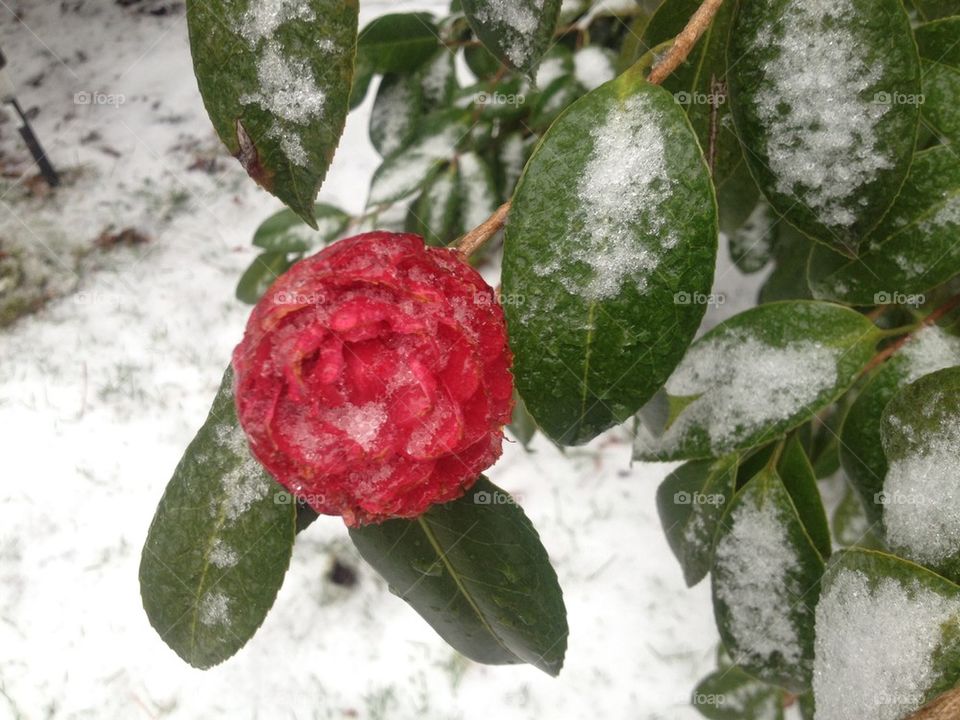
[536,92,677,301]
[209,539,239,569]
[814,567,960,720]
[458,152,497,232]
[472,0,545,69]
[660,331,838,454]
[753,0,892,228]
[214,422,273,522]
[714,495,805,669]
[369,122,465,205]
[199,590,231,626]
[899,325,960,384]
[238,0,313,45]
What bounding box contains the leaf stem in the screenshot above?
[454,0,726,258]
[456,201,511,258]
[863,292,960,374]
[647,0,726,85]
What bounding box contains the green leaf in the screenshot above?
[692,666,785,719]
[349,476,568,676]
[235,252,295,305]
[911,0,960,20]
[916,18,960,145]
[728,200,778,275]
[728,0,921,254]
[813,549,960,720]
[370,72,423,157]
[252,203,349,253]
[758,225,814,304]
[418,49,458,110]
[832,482,883,549]
[642,0,741,182]
[881,366,960,582]
[368,109,471,206]
[840,325,960,529]
[655,456,738,587]
[711,467,824,691]
[808,146,960,305]
[139,369,296,669]
[357,13,439,74]
[503,71,718,445]
[778,436,832,559]
[461,0,562,73]
[507,391,538,449]
[635,302,880,462]
[187,0,358,228]
[528,74,587,131]
[407,163,460,246]
[456,151,498,234]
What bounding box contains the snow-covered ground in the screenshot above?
[0,3,769,718]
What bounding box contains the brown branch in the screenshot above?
[648,0,726,85]
[862,292,960,375]
[456,202,511,258]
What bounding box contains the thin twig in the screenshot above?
[456,202,511,258]
[862,293,960,375]
[648,0,726,85]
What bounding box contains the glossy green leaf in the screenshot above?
[692,666,785,719]
[635,302,881,462]
[809,146,960,305]
[368,109,471,206]
[407,163,460,246]
[507,391,538,449]
[758,226,814,304]
[712,467,824,691]
[235,251,294,305]
[349,476,568,676]
[656,456,738,587]
[503,71,717,445]
[642,0,741,182]
[778,436,832,559]
[911,0,960,20]
[813,549,960,720]
[252,203,349,253]
[728,0,921,254]
[357,13,439,74]
[461,0,561,74]
[139,369,296,669]
[881,366,960,582]
[841,324,960,529]
[370,73,422,157]
[187,0,358,228]
[916,18,960,145]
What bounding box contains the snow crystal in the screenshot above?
[659,331,838,454]
[238,0,313,46]
[214,423,272,522]
[240,42,326,125]
[573,46,615,91]
[899,325,960,383]
[199,590,231,627]
[883,405,960,565]
[536,93,675,301]
[209,539,239,569]
[921,193,960,233]
[753,0,892,228]
[472,0,544,69]
[458,153,497,232]
[814,568,960,720]
[714,497,805,669]
[323,402,386,452]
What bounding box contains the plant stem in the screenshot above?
[456,202,511,258]
[648,0,726,85]
[454,0,726,258]
[862,292,960,375]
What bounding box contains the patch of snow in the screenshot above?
[471,0,544,69]
[573,46,615,91]
[323,402,387,452]
[814,568,960,720]
[458,152,497,232]
[899,325,960,383]
[209,539,239,569]
[199,590,231,626]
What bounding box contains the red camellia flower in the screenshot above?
[232,231,514,526]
